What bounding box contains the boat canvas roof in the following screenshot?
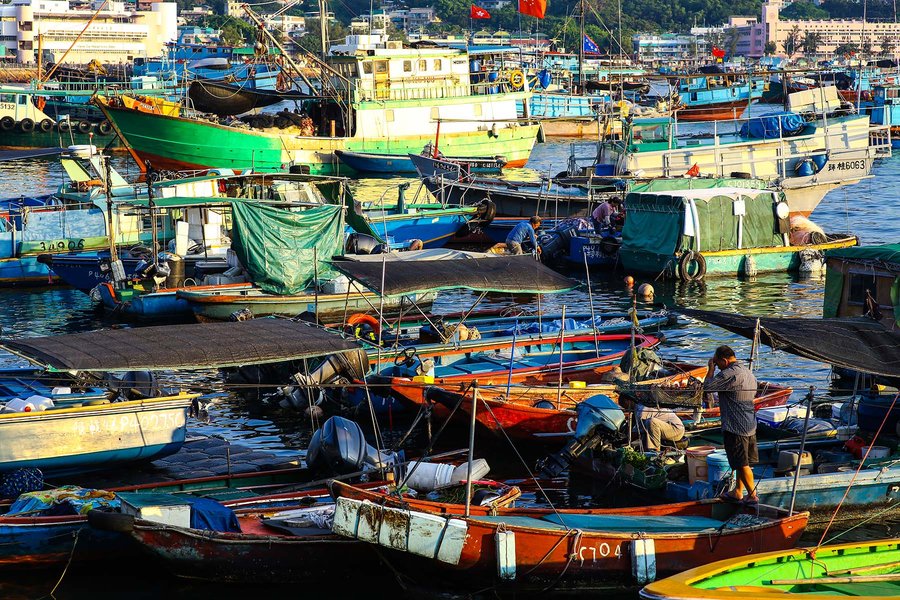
[825,243,900,266]
[632,187,775,201]
[331,254,578,296]
[1,319,360,372]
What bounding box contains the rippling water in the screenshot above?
[0,123,898,597]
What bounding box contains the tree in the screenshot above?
[834,42,859,56]
[780,1,830,20]
[880,35,895,57]
[801,31,822,56]
[295,19,350,55]
[726,27,740,57]
[782,25,802,57]
[764,40,777,55]
[861,38,873,56]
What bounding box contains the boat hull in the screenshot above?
[0,395,192,475]
[675,100,751,122]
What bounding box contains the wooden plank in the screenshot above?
[827,560,900,577]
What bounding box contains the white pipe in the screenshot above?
[688,198,701,252]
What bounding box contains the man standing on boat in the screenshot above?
[704,345,759,504]
[506,216,542,256]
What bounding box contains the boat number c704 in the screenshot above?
[578,543,622,563]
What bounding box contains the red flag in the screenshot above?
[470,4,491,18]
[686,164,700,177]
[711,46,726,59]
[518,0,547,18]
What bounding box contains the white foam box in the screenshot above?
[757,405,810,427]
[118,493,191,528]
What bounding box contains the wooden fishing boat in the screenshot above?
[336,150,506,175]
[0,392,195,475]
[331,481,810,590]
[394,375,789,442]
[672,75,763,123]
[640,539,900,600]
[408,152,506,177]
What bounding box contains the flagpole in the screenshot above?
[578,0,585,95]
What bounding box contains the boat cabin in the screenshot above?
[0,87,54,125]
[823,244,900,329]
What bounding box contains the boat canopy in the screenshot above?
[629,177,768,194]
[825,243,900,264]
[331,254,578,295]
[621,187,785,258]
[739,112,807,139]
[231,202,345,295]
[679,308,900,378]
[1,319,360,372]
[823,243,900,321]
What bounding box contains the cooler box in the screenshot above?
[118,493,192,528]
[756,404,810,428]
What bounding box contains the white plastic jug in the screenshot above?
[2,398,35,414]
[24,395,55,411]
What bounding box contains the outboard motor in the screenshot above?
[346,232,385,255]
[307,416,397,476]
[536,394,626,478]
[538,221,580,262]
[279,348,370,409]
[104,370,161,399]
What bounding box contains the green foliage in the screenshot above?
[295,19,350,54]
[779,1,830,20]
[764,40,776,55]
[834,42,859,56]
[782,24,801,56]
[197,15,256,45]
[801,31,822,55]
[820,0,897,19]
[880,35,895,56]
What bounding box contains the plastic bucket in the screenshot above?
[404,462,455,492]
[685,446,716,483]
[594,164,616,176]
[706,450,733,483]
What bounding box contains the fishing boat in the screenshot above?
[331,480,809,590]
[408,152,506,178]
[336,149,506,175]
[95,35,539,175]
[640,539,900,599]
[869,83,900,149]
[588,96,891,216]
[618,184,858,279]
[672,74,764,122]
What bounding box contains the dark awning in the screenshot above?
[331,255,578,296]
[679,308,900,378]
[1,319,360,372]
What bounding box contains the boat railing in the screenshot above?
[352,78,523,103]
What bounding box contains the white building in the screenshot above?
[1,0,177,63]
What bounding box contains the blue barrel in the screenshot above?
[706,450,732,483]
[594,164,616,176]
[811,154,827,171]
[794,159,815,177]
[858,395,900,433]
[538,69,552,89]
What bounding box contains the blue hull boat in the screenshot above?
[363,211,475,249]
[337,150,506,175]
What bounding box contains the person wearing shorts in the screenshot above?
[704,345,759,504]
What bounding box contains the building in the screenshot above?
[349,11,388,35]
[0,0,177,63]
[388,7,437,33]
[271,14,306,35]
[632,34,699,66]
[715,0,900,58]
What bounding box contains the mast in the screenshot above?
[319,0,329,61]
[578,0,585,94]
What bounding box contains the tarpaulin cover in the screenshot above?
[825,244,900,264]
[740,112,806,139]
[629,177,767,194]
[331,255,578,295]
[1,319,360,371]
[679,308,900,377]
[230,202,344,295]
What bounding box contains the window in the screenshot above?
[418,59,427,70]
[433,58,442,70]
[374,61,388,74]
[363,61,373,74]
[848,272,877,305]
[403,60,412,72]
[385,109,394,122]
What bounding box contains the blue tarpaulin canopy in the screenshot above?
[740,112,807,139]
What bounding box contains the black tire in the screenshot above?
[0,116,13,131]
[87,510,134,533]
[678,250,707,281]
[38,119,53,132]
[17,118,34,133]
[98,120,112,135]
[729,171,752,179]
[475,199,497,225]
[57,120,72,132]
[77,120,92,134]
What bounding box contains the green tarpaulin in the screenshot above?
[230,202,344,295]
[825,244,900,264]
[629,177,768,194]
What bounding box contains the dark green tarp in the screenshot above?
[825,244,900,264]
[230,202,344,295]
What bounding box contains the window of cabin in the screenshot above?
[403,60,412,72]
[848,272,878,305]
[363,61,373,74]
[375,61,388,74]
[418,59,427,71]
[433,58,442,71]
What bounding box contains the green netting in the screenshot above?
[230,202,344,295]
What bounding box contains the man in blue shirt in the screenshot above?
[506,216,542,255]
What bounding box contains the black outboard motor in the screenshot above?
[346,233,385,255]
[537,394,627,478]
[538,221,580,262]
[104,370,161,399]
[279,348,370,409]
[307,416,396,476]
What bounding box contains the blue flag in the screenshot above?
[583,34,600,54]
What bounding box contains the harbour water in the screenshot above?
[0,138,897,597]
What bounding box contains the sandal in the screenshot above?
[742,495,759,506]
[718,491,742,503]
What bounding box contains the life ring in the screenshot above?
[77,120,92,134]
[509,70,525,90]
[0,116,14,131]
[98,120,113,135]
[38,119,53,132]
[678,250,707,280]
[17,118,34,133]
[346,313,381,338]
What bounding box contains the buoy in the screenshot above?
[742,255,758,278]
[624,275,634,287]
[638,283,654,299]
